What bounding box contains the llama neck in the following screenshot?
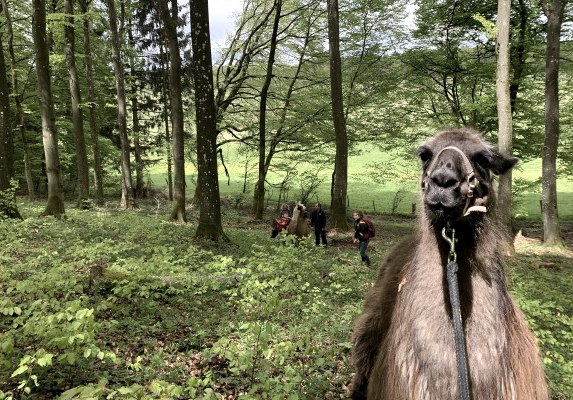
[419,211,507,274]
[413,211,510,312]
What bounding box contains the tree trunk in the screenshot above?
[132,94,145,198]
[253,0,281,220]
[32,0,65,217]
[0,29,11,189]
[2,0,34,200]
[79,0,104,206]
[541,0,565,246]
[158,0,186,223]
[64,0,90,206]
[327,0,349,230]
[190,0,226,240]
[509,0,528,113]
[0,33,20,219]
[160,43,174,201]
[496,0,514,241]
[126,18,144,200]
[104,0,135,210]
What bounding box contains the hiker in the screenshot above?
[271,203,292,238]
[353,210,371,267]
[310,202,328,247]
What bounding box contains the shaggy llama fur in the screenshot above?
[351,129,548,400]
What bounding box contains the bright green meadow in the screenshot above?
[147,145,573,220]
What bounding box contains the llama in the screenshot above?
[351,129,548,400]
[286,202,311,238]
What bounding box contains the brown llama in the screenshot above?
[287,202,311,238]
[351,129,548,400]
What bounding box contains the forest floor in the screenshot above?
[0,199,571,399]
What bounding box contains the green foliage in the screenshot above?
[508,253,573,397]
[0,180,21,220]
[0,201,571,398]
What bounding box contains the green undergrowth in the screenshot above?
[508,253,573,398]
[0,202,571,399]
[0,204,370,399]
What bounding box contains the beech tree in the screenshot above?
[104,0,135,210]
[190,0,226,240]
[496,0,514,234]
[78,0,104,205]
[0,17,20,218]
[541,0,566,246]
[253,0,282,220]
[156,0,186,222]
[64,0,90,206]
[2,0,34,200]
[327,0,349,229]
[32,0,65,217]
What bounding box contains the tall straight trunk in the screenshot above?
[79,0,104,205]
[0,28,11,190]
[0,31,20,219]
[160,42,173,201]
[254,0,281,220]
[158,0,186,223]
[163,97,173,201]
[32,0,65,217]
[104,0,134,209]
[496,0,514,238]
[3,0,35,199]
[541,0,565,246]
[190,0,226,240]
[327,0,349,230]
[0,5,12,182]
[128,22,144,199]
[509,0,528,112]
[132,95,144,198]
[64,0,90,206]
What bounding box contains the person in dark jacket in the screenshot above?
[353,210,371,266]
[310,202,327,247]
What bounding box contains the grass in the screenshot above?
[145,144,573,219]
[0,199,571,399]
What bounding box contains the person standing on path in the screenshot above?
[353,210,371,266]
[310,202,328,247]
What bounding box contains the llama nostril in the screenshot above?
[430,167,460,189]
[444,178,458,188]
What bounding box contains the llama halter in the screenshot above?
[423,145,487,217]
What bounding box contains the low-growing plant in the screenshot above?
[0,201,570,398]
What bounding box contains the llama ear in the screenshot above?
[486,149,518,175]
[417,146,433,169]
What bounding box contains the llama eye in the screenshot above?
[417,146,433,169]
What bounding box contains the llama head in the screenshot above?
[293,202,308,219]
[417,128,517,224]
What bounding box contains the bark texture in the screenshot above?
[2,0,34,199]
[64,0,90,206]
[158,0,187,222]
[254,0,281,220]
[496,0,514,240]
[541,0,565,246]
[105,0,135,209]
[33,0,65,217]
[327,0,349,230]
[79,0,104,205]
[190,0,226,240]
